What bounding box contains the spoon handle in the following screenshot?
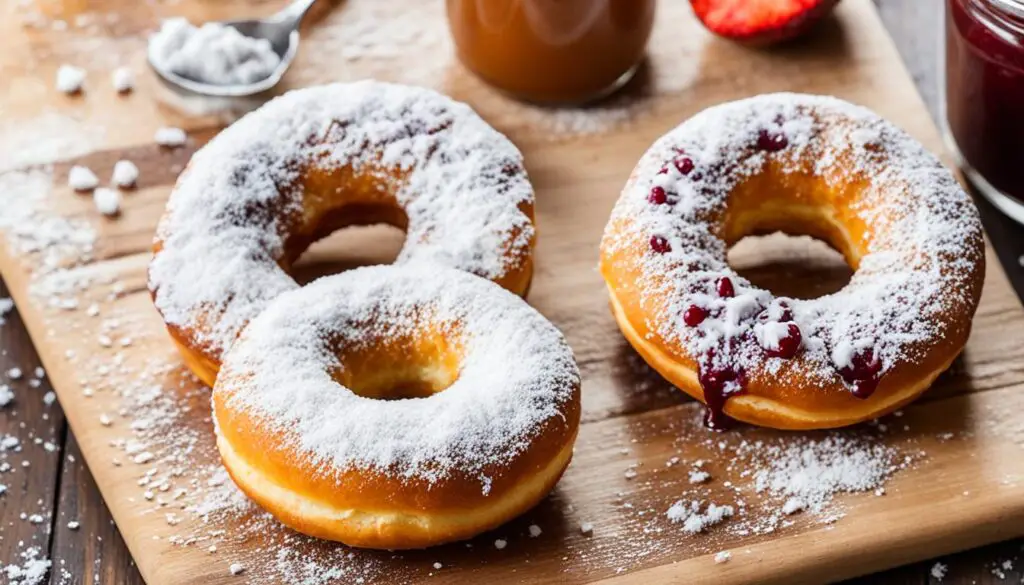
[271,0,318,27]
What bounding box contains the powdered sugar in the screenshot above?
[111,160,138,188]
[68,165,99,191]
[93,188,120,216]
[215,265,578,485]
[749,435,901,514]
[601,93,983,397]
[666,500,734,534]
[149,81,534,361]
[2,546,50,585]
[149,18,281,86]
[55,64,85,94]
[111,67,134,93]
[154,127,187,147]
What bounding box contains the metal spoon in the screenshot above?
[148,0,318,98]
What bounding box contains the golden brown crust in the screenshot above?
[599,96,985,430]
[209,266,580,549]
[152,157,536,386]
[215,400,578,548]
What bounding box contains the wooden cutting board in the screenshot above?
[2,1,1024,583]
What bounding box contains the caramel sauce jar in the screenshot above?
[446,0,656,104]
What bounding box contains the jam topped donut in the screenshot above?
[600,93,985,430]
[148,81,536,386]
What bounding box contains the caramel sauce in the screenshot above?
[446,0,655,103]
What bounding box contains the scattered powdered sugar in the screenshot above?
[92,188,120,216]
[149,18,281,86]
[601,93,983,397]
[0,168,96,278]
[0,112,106,173]
[111,160,138,188]
[68,165,99,192]
[2,546,51,585]
[149,81,534,361]
[0,298,13,324]
[666,500,734,534]
[216,265,579,485]
[111,67,134,93]
[749,434,901,514]
[154,127,187,147]
[55,64,85,94]
[931,561,948,580]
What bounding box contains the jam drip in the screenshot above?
[699,365,745,431]
[683,287,811,429]
[838,348,883,399]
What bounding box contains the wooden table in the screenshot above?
[2,1,1022,584]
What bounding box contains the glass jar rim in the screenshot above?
[992,0,1024,19]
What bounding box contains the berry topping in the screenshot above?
[683,305,708,327]
[759,301,793,323]
[757,129,789,151]
[689,0,840,45]
[716,276,735,298]
[674,156,695,175]
[650,235,671,254]
[838,348,883,399]
[763,323,802,359]
[648,186,668,205]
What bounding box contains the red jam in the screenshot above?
[699,365,745,431]
[715,277,735,298]
[674,156,695,175]
[763,323,802,359]
[648,186,668,205]
[683,305,707,326]
[757,129,788,152]
[838,348,883,399]
[946,0,1024,218]
[649,235,671,253]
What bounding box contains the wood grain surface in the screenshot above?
[1,0,1023,584]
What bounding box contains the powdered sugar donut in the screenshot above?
[149,81,536,387]
[212,265,580,549]
[600,93,984,430]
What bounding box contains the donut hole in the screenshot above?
[333,330,463,401]
[728,232,852,300]
[290,223,406,285]
[721,170,864,300]
[288,197,409,285]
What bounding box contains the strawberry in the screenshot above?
[690,0,841,45]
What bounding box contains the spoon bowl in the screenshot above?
[148,0,316,98]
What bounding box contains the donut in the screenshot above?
[211,265,581,549]
[148,81,536,387]
[600,93,985,430]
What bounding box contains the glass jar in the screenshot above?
[945,0,1024,224]
[446,0,656,104]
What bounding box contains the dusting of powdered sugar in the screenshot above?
[215,265,579,485]
[0,168,96,277]
[149,81,534,361]
[600,93,983,394]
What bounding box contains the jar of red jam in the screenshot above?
[946,0,1024,223]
